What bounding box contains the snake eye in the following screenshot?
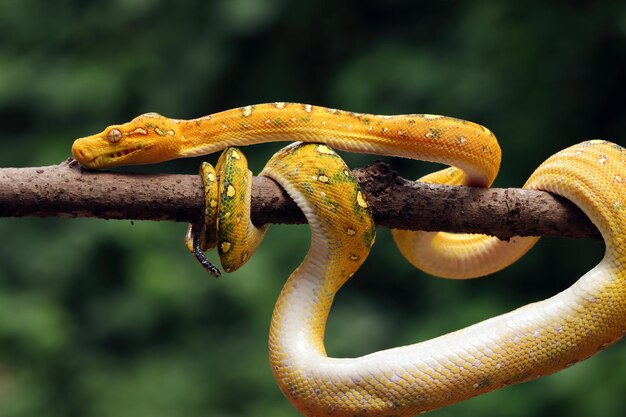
[107,129,122,143]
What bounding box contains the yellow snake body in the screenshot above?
[72,103,626,416]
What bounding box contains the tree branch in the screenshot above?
[0,159,600,241]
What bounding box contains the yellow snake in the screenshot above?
[71,102,625,416]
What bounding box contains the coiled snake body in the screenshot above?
[72,103,625,416]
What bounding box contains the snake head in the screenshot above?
[72,113,182,169]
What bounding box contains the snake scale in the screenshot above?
[72,102,625,416]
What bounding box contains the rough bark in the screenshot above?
[0,159,600,240]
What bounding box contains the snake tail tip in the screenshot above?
[192,248,222,278]
[202,260,222,278]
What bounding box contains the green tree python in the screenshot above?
[71,102,625,416]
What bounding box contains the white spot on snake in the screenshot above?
[242,105,253,117]
[616,175,623,183]
[317,144,334,155]
[274,102,286,109]
[130,127,148,135]
[356,191,368,208]
[398,130,407,137]
[227,185,236,197]
[231,150,241,159]
[423,114,443,120]
[598,155,608,165]
[221,242,231,253]
[221,124,228,129]
[144,112,160,118]
[346,228,356,236]
[457,136,467,145]
[167,130,175,136]
[303,104,312,113]
[265,119,272,125]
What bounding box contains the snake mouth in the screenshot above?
[89,147,139,167]
[78,145,147,169]
[105,147,140,160]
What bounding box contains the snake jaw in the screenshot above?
[94,144,149,167]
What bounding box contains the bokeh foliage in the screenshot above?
[1,0,625,416]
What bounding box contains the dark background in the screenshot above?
[1,1,625,416]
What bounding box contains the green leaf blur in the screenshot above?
[0,0,625,416]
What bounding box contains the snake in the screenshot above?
[71,102,625,416]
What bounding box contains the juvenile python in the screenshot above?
[72,103,625,416]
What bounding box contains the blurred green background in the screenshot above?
[1,0,625,416]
